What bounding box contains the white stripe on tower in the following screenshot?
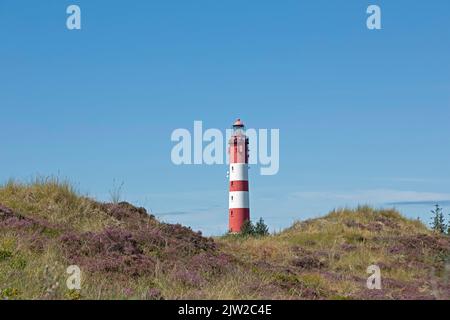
[229,163,248,181]
[229,191,250,208]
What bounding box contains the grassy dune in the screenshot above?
[1,179,449,300]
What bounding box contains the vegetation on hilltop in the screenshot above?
[1,179,449,300]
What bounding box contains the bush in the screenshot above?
[448,211,450,235]
[239,218,269,237]
[240,220,255,236]
[431,204,446,234]
[255,218,269,236]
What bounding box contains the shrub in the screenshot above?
[448,211,450,235]
[240,220,255,236]
[431,204,446,234]
[255,218,269,236]
[239,218,269,237]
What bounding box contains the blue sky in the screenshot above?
[1,1,449,235]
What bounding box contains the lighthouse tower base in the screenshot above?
[229,208,250,233]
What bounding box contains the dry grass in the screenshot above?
[1,181,449,300]
[0,177,114,232]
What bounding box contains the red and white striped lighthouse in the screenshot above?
[228,119,250,233]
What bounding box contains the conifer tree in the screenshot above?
[448,211,450,235]
[240,220,255,236]
[255,218,269,236]
[430,204,446,234]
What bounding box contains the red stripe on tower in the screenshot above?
[228,119,250,233]
[229,181,249,192]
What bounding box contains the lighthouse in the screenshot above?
[228,119,250,233]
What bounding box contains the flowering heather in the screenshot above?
[146,288,163,300]
[59,228,155,277]
[122,287,134,297]
[0,216,35,229]
[102,202,152,222]
[171,268,203,288]
[189,252,233,275]
[159,223,217,254]
[0,204,15,218]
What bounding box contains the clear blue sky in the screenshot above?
[1,1,449,235]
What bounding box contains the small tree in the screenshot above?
[255,218,269,236]
[240,220,255,236]
[431,204,446,234]
[448,211,450,235]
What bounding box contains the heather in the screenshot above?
[1,180,449,299]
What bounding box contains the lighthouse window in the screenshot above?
[231,196,234,201]
[232,166,234,172]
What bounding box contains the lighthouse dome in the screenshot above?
[233,119,245,128]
